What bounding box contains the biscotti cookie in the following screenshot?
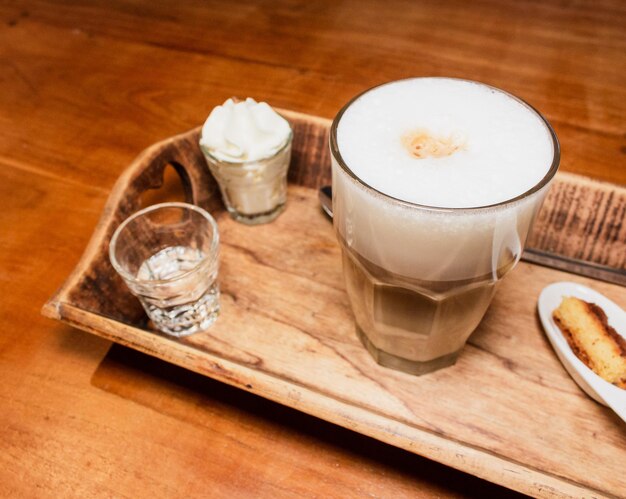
[553,296,626,389]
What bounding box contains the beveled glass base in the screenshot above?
[227,203,285,225]
[356,326,460,376]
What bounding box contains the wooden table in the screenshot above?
[1,1,624,497]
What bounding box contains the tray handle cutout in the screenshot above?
[43,127,222,323]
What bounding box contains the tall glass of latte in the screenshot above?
[330,78,559,375]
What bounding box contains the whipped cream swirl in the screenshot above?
[200,98,291,162]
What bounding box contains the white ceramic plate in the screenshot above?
[538,281,626,423]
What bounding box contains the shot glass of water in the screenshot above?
[109,202,220,337]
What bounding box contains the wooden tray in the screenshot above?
[43,110,626,498]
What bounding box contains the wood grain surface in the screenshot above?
[528,173,626,267]
[2,1,625,497]
[43,112,626,498]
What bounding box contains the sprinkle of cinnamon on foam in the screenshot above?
[401,129,465,159]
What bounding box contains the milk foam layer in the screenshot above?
[331,78,558,281]
[200,98,291,162]
[336,78,554,208]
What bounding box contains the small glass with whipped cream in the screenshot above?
[200,98,293,225]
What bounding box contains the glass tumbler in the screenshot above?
[109,202,220,337]
[330,78,560,375]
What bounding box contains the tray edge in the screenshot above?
[50,301,606,499]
